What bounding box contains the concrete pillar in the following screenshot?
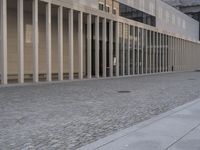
[0,0,7,84]
[146,30,148,74]
[33,0,39,83]
[168,36,170,71]
[103,18,107,77]
[58,6,63,81]
[127,25,130,75]
[160,34,162,72]
[174,37,176,71]
[177,38,179,71]
[109,20,113,77]
[95,16,99,78]
[184,40,187,70]
[180,39,182,71]
[137,28,140,74]
[149,31,152,73]
[181,39,182,71]
[182,39,184,70]
[68,9,74,80]
[116,21,119,77]
[170,36,172,71]
[162,35,165,72]
[78,11,83,79]
[173,37,176,71]
[185,41,188,71]
[182,39,184,71]
[163,34,165,72]
[185,40,187,70]
[46,2,52,82]
[166,35,168,72]
[183,39,185,70]
[164,34,166,72]
[172,36,173,71]
[141,29,144,74]
[87,14,92,79]
[156,32,159,73]
[179,38,181,71]
[172,36,174,71]
[123,24,125,76]
[175,38,177,71]
[152,31,155,73]
[132,26,135,75]
[18,0,24,83]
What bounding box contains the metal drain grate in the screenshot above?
[117,91,131,93]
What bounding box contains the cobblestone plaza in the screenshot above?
[1,72,200,149]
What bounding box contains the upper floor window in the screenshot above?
[99,3,104,11]
[106,5,110,13]
[113,8,117,15]
[118,2,156,27]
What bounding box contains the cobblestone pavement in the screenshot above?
[1,72,200,150]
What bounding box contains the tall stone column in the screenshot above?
[103,18,107,77]
[123,23,125,76]
[58,6,63,81]
[146,29,148,74]
[109,20,113,77]
[160,33,162,72]
[132,26,135,75]
[156,32,159,73]
[78,11,83,79]
[137,28,140,74]
[116,22,119,77]
[149,31,152,73]
[33,0,39,83]
[152,31,155,73]
[46,2,52,82]
[87,14,92,79]
[0,0,7,84]
[18,0,24,83]
[68,9,74,80]
[141,28,144,74]
[127,25,130,75]
[95,16,99,78]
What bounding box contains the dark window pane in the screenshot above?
[117,1,156,27]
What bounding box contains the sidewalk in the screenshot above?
[78,98,200,150]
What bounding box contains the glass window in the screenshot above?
[113,8,116,15]
[99,3,104,11]
[117,1,156,27]
[106,5,110,13]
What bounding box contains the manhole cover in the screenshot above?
[188,78,196,81]
[117,91,131,93]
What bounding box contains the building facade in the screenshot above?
[163,0,200,40]
[0,0,200,85]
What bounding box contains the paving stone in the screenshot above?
[1,72,200,150]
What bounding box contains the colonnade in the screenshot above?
[0,0,200,85]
